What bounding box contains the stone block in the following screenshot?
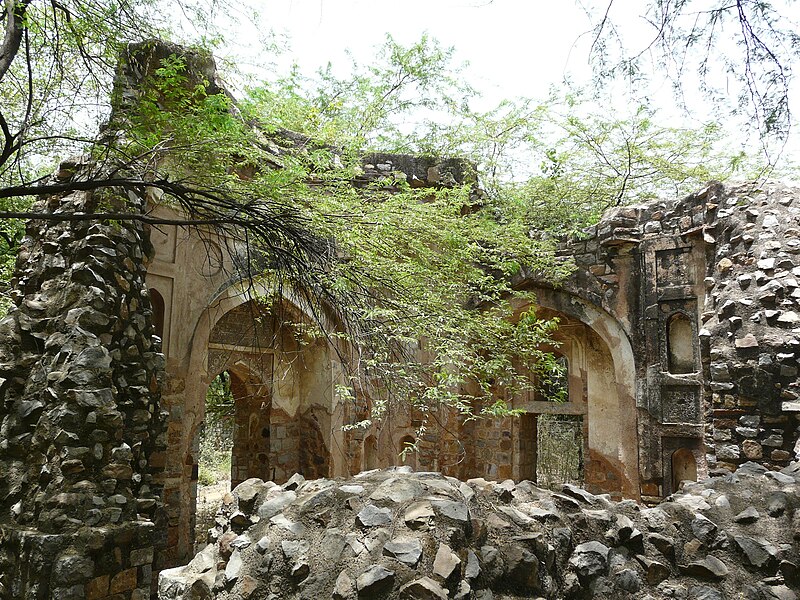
[713,429,732,441]
[771,449,792,461]
[129,547,154,567]
[110,567,138,594]
[640,482,660,497]
[50,585,85,600]
[715,444,740,461]
[53,554,94,585]
[739,415,761,428]
[741,440,763,460]
[85,575,110,600]
[148,451,166,468]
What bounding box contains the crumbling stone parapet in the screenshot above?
[520,181,800,499]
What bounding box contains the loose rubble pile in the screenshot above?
[160,464,800,599]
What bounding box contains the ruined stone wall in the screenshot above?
[516,181,800,501]
[0,171,165,598]
[701,183,800,472]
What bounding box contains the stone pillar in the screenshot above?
[0,169,166,599]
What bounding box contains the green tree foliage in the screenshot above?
[0,2,771,427]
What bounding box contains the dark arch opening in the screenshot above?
[363,435,379,471]
[149,288,165,342]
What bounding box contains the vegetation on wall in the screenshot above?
[0,0,794,428]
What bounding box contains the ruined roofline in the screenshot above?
[557,180,777,251]
[109,40,478,193]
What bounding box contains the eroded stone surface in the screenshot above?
[159,465,800,599]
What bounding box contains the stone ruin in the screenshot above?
[148,178,800,598]
[0,182,165,598]
[0,42,799,598]
[146,173,800,570]
[158,462,800,599]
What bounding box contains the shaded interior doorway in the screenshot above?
[364,435,379,471]
[194,371,234,551]
[228,371,271,488]
[510,291,639,500]
[149,288,165,341]
[194,369,272,550]
[516,349,584,488]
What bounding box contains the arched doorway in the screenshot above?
[149,288,165,341]
[508,289,639,500]
[363,435,379,471]
[399,435,417,470]
[194,371,234,550]
[192,365,271,548]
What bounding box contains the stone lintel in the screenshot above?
[515,401,586,415]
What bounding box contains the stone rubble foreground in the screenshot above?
[160,463,800,599]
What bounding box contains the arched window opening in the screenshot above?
[194,371,234,552]
[540,354,569,402]
[149,288,165,342]
[363,435,379,471]
[399,435,417,470]
[668,314,694,374]
[671,448,697,492]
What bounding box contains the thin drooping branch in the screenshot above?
[0,209,287,227]
[589,0,615,56]
[582,0,797,149]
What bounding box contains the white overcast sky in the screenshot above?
[197,0,799,165]
[224,1,596,100]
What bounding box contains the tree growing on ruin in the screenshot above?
[0,1,569,422]
[0,0,776,427]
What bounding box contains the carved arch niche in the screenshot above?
[666,312,696,374]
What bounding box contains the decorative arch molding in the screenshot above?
[172,281,344,558]
[185,281,338,422]
[514,285,640,500]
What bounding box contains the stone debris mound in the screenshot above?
[159,463,800,599]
